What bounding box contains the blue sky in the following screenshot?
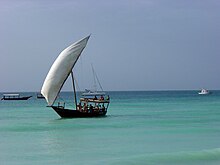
[0,0,220,92]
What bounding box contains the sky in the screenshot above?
[0,0,220,92]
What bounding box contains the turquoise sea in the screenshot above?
[1,91,220,165]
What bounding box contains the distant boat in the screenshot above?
[41,36,110,118]
[82,89,106,96]
[198,89,210,95]
[1,94,32,100]
[82,64,106,96]
[37,93,45,99]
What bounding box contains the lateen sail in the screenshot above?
[41,36,90,106]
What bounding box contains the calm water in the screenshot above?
[1,91,220,165]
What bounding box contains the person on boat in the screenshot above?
[77,102,82,111]
[94,105,99,112]
[94,95,97,100]
[106,95,110,100]
[101,104,105,112]
[83,103,88,112]
[89,104,93,113]
[100,95,104,100]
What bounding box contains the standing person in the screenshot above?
[89,104,93,113]
[83,103,88,112]
[100,95,104,100]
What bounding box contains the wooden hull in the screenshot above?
[1,96,32,100]
[51,106,107,118]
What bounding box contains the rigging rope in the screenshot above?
[91,64,104,92]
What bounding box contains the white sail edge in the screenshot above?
[41,35,90,106]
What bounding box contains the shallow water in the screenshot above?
[1,91,220,165]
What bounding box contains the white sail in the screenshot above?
[41,36,90,106]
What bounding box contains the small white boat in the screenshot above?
[82,65,106,97]
[82,89,105,96]
[198,89,210,95]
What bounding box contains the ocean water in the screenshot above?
[1,91,220,165]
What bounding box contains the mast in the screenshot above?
[91,64,97,92]
[71,71,77,110]
[92,64,104,92]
